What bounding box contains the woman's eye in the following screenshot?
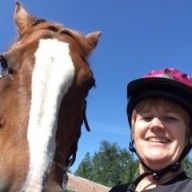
[163,116,178,122]
[142,116,153,121]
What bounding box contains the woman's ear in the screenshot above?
[129,141,136,152]
[129,127,136,152]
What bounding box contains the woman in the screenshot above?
[110,68,192,192]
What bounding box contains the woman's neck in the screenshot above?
[135,164,183,192]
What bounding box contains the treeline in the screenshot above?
[74,140,192,188]
[74,140,138,187]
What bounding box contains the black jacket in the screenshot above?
[109,172,192,192]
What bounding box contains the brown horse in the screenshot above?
[0,2,100,192]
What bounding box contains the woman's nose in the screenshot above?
[150,117,165,129]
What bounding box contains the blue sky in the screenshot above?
[1,0,192,172]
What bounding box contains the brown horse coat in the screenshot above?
[0,2,100,192]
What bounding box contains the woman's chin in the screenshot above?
[142,150,171,169]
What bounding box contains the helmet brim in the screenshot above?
[127,77,192,125]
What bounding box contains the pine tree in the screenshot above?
[74,152,93,180]
[183,157,192,178]
[75,140,192,188]
[75,140,138,187]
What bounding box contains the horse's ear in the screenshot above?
[86,31,101,51]
[14,2,36,36]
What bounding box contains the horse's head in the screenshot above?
[0,2,100,192]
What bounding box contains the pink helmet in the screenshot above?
[127,68,192,124]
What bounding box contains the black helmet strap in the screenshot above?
[127,172,151,192]
[129,141,181,178]
[128,141,191,191]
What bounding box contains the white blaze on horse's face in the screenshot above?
[24,39,75,191]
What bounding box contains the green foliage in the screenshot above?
[74,140,192,188]
[74,152,93,180]
[183,157,192,178]
[74,140,138,187]
[65,190,74,192]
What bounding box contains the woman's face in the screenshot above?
[132,98,189,171]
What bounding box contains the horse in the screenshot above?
[0,2,100,192]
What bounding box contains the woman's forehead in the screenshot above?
[136,98,187,114]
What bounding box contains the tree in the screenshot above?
[75,140,138,187]
[75,140,192,188]
[183,157,192,178]
[74,152,93,180]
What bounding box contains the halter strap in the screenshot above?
[83,99,91,132]
[65,99,91,169]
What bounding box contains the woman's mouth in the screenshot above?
[146,137,170,144]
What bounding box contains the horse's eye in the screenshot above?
[0,66,2,78]
[0,55,9,78]
[0,55,8,70]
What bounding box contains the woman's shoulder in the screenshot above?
[108,174,192,192]
[165,176,192,191]
[154,175,192,192]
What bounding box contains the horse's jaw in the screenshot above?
[23,38,75,192]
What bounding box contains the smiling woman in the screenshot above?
[109,68,192,192]
[132,98,189,171]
